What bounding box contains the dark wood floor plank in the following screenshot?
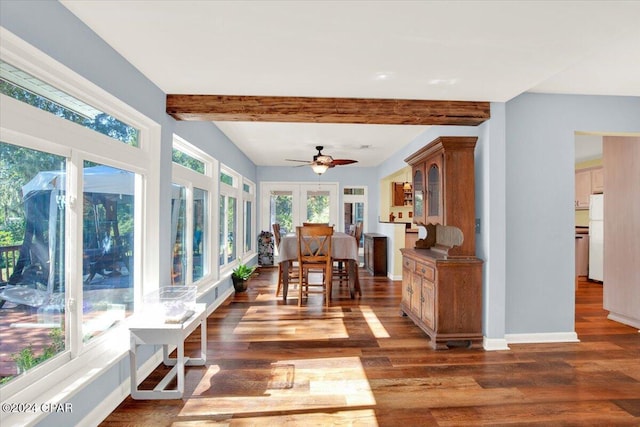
[101,273,640,426]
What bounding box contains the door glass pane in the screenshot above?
[427,164,440,217]
[344,201,364,248]
[306,191,330,224]
[82,162,134,342]
[193,188,207,282]
[171,185,186,286]
[0,142,67,381]
[270,191,292,235]
[413,169,424,218]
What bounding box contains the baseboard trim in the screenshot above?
[607,312,640,330]
[79,349,163,427]
[505,332,580,344]
[483,337,510,351]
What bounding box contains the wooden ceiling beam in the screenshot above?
[166,95,490,126]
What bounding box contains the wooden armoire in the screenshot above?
[400,136,483,349]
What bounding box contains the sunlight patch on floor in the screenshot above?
[359,306,390,338]
[182,356,376,418]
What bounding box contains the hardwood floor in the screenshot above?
[101,271,640,426]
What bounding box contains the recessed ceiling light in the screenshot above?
[373,72,395,81]
[428,78,458,86]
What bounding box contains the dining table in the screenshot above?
[276,231,361,302]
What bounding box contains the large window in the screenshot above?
[171,136,214,286]
[0,49,156,393]
[219,167,252,269]
[0,143,67,378]
[243,181,256,255]
[81,162,135,342]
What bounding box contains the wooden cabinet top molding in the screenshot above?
[404,136,478,165]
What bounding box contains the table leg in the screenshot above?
[177,342,184,395]
[348,260,361,298]
[282,260,289,301]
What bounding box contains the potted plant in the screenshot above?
[231,263,256,292]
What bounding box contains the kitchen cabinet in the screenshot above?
[392,182,413,206]
[400,248,483,349]
[364,233,387,276]
[591,167,604,193]
[575,166,603,209]
[575,169,592,209]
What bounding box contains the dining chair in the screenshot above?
[296,224,333,307]
[273,223,298,297]
[333,221,362,286]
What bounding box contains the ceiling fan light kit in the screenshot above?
[286,146,358,175]
[311,163,330,175]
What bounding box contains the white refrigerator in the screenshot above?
[588,194,604,281]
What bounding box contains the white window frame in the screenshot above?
[219,165,242,271]
[242,178,256,257]
[0,28,161,419]
[171,135,217,287]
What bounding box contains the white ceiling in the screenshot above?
[60,1,640,167]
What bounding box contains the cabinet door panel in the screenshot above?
[401,266,412,309]
[591,167,604,193]
[410,272,422,317]
[575,169,591,209]
[421,280,435,330]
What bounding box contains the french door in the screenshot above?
[261,182,339,237]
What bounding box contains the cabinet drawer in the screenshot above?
[403,258,416,271]
[416,262,435,281]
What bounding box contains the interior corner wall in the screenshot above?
[475,103,507,340]
[505,92,640,335]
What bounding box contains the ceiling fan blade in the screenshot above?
[331,159,358,166]
[285,159,312,163]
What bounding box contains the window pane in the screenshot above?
[270,192,292,235]
[1,61,139,147]
[172,149,204,174]
[244,200,252,252]
[171,185,186,286]
[344,187,365,196]
[192,188,207,281]
[219,196,225,266]
[0,142,66,382]
[82,162,134,342]
[306,191,330,223]
[220,172,233,186]
[226,197,237,263]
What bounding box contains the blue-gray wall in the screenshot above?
[505,93,640,334]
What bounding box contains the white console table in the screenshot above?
[129,303,207,399]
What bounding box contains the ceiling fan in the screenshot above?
[286,146,358,175]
